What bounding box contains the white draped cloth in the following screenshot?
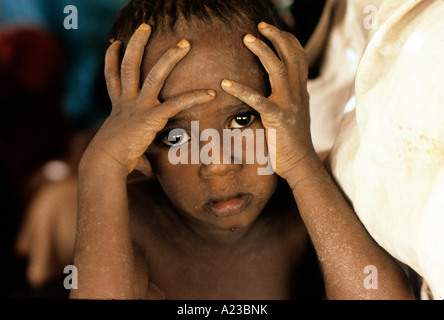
[307,0,444,299]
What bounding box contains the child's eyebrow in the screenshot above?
[219,103,256,116]
[164,116,186,129]
[164,103,256,128]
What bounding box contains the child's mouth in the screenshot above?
[205,193,252,217]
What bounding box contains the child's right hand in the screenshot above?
[81,24,216,176]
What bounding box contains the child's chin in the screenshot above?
[206,209,262,232]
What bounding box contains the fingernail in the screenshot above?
[221,79,233,88]
[138,23,150,31]
[244,34,256,43]
[177,39,190,48]
[258,21,270,29]
[207,90,216,97]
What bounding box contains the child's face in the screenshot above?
[144,27,279,232]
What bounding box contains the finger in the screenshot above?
[242,34,290,99]
[138,39,191,105]
[258,22,308,94]
[104,40,122,102]
[120,23,151,99]
[150,89,216,121]
[258,22,306,69]
[221,79,279,117]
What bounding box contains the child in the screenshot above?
[71,0,414,299]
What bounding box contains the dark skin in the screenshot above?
[127,178,310,299]
[71,22,414,299]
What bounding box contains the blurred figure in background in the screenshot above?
[14,130,94,295]
[0,26,69,297]
[0,0,126,297]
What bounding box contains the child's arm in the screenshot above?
[70,24,215,299]
[222,22,414,299]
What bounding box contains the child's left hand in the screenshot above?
[221,22,313,182]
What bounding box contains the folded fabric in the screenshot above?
[327,0,444,299]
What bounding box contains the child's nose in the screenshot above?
[199,161,243,179]
[198,140,243,179]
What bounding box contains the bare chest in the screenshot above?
[143,226,312,299]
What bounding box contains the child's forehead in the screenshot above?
[141,26,267,102]
[142,27,256,73]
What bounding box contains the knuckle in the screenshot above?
[156,46,184,70]
[268,25,282,38]
[281,30,293,39]
[128,34,147,48]
[120,58,133,71]
[143,110,166,127]
[104,68,115,83]
[164,46,182,60]
[287,54,300,68]
[143,70,159,88]
[168,95,182,108]
[120,59,136,76]
[236,85,250,99]
[142,47,183,87]
[250,92,266,108]
[273,63,287,77]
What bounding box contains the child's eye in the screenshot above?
[229,112,257,129]
[162,129,190,147]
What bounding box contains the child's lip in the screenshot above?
[208,190,244,203]
[205,193,252,217]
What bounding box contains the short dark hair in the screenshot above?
[109,0,285,52]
